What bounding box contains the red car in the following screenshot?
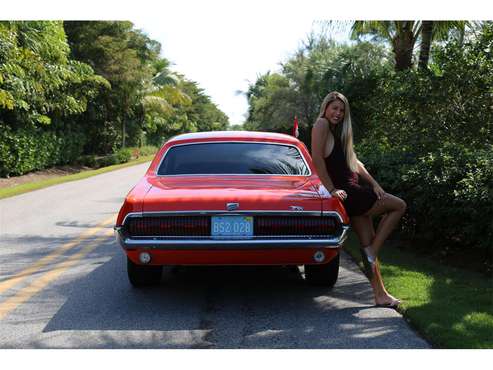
[115,131,349,287]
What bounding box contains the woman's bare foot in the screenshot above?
[375,293,401,308]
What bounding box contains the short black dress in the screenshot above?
[324,136,377,217]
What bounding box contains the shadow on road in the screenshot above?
[37,249,427,348]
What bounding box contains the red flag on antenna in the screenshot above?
[292,116,299,138]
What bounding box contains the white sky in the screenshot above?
[3,0,492,126]
[132,15,349,125]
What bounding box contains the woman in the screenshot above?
[311,91,406,308]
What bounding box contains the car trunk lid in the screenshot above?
[142,175,322,212]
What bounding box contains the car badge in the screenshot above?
[227,203,239,211]
[290,206,304,211]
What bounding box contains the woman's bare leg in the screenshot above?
[365,193,406,255]
[351,215,397,305]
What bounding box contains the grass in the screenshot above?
[0,154,154,200]
[344,232,493,348]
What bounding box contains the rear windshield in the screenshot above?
[158,142,310,175]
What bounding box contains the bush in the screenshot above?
[138,145,159,156]
[404,145,493,252]
[0,124,85,177]
[114,148,132,163]
[359,141,492,259]
[76,154,98,168]
[354,25,493,258]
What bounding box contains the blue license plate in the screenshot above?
[211,216,253,238]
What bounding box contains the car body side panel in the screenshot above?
[115,178,152,226]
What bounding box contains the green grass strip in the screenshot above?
[344,232,493,348]
[0,155,154,200]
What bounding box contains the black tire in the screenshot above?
[127,257,163,287]
[304,253,340,288]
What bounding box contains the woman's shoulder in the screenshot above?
[314,117,329,127]
[313,117,330,133]
[313,118,334,139]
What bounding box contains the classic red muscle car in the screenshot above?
[115,131,349,287]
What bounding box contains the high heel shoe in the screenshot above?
[360,246,376,279]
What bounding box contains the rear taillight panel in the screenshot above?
[124,215,342,239]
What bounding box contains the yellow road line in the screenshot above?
[0,215,115,295]
[0,228,114,320]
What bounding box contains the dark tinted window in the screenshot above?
[158,142,309,175]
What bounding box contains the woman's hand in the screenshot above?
[331,189,347,201]
[372,183,386,200]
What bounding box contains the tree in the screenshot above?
[0,21,107,128]
[245,34,391,144]
[350,21,470,71]
[64,21,158,151]
[418,21,468,70]
[351,21,420,71]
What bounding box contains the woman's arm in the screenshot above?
[357,160,385,199]
[311,119,346,201]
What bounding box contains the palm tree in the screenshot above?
[350,21,469,71]
[142,65,191,118]
[351,21,420,71]
[418,21,468,70]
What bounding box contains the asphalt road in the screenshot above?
[0,163,429,348]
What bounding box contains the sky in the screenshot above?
[4,0,491,127]
[132,14,350,125]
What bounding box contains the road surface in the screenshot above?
[0,163,429,348]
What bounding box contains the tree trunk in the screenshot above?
[122,95,127,148]
[122,118,126,148]
[392,21,416,71]
[419,21,434,70]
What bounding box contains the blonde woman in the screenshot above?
[311,91,406,308]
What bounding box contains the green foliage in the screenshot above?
[64,21,157,151]
[0,21,229,177]
[246,24,493,259]
[360,144,493,254]
[228,124,245,131]
[245,36,391,145]
[0,124,85,176]
[356,24,493,256]
[407,145,492,251]
[137,145,159,156]
[0,21,108,128]
[64,21,228,152]
[76,148,132,169]
[114,147,132,163]
[145,78,229,146]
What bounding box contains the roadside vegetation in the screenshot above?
[244,21,493,348]
[0,146,158,199]
[0,21,229,178]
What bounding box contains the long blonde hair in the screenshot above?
[317,91,358,172]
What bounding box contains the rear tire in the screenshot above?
[304,253,339,288]
[127,257,163,287]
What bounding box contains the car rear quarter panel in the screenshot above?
[116,178,152,226]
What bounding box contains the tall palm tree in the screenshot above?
[350,21,469,71]
[351,21,420,71]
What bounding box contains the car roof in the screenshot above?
[167,131,299,145]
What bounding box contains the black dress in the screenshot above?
[324,136,377,217]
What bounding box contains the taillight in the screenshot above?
[127,216,210,236]
[255,216,340,236]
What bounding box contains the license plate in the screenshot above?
[211,216,254,238]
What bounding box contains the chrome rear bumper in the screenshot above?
[114,225,349,250]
